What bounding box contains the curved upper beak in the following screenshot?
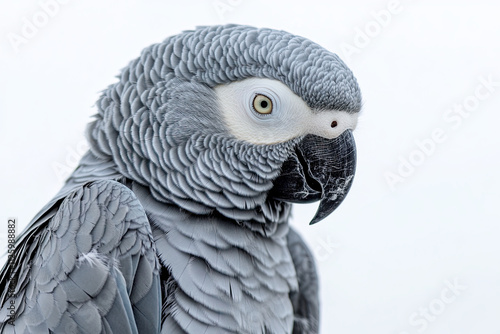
[268,130,356,224]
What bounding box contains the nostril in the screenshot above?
[331,120,338,128]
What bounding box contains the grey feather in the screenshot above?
[287,228,320,334]
[1,181,160,333]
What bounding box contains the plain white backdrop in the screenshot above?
[1,1,499,333]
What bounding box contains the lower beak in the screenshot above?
[268,130,356,224]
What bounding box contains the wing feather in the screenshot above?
[0,180,160,333]
[287,227,320,334]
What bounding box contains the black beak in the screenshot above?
[269,130,356,224]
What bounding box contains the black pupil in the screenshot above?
[260,100,268,109]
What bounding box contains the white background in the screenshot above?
[1,1,499,333]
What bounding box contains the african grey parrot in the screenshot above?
[0,24,361,333]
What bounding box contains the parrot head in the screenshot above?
[87,24,361,226]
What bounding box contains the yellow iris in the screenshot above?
[252,94,273,114]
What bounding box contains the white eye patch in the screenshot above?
[215,78,358,145]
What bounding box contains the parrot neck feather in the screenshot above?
[131,182,298,333]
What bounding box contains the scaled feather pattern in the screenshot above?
[0,24,361,334]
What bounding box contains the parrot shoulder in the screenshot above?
[287,227,320,334]
[0,179,160,333]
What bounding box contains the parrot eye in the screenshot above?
[252,94,273,114]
